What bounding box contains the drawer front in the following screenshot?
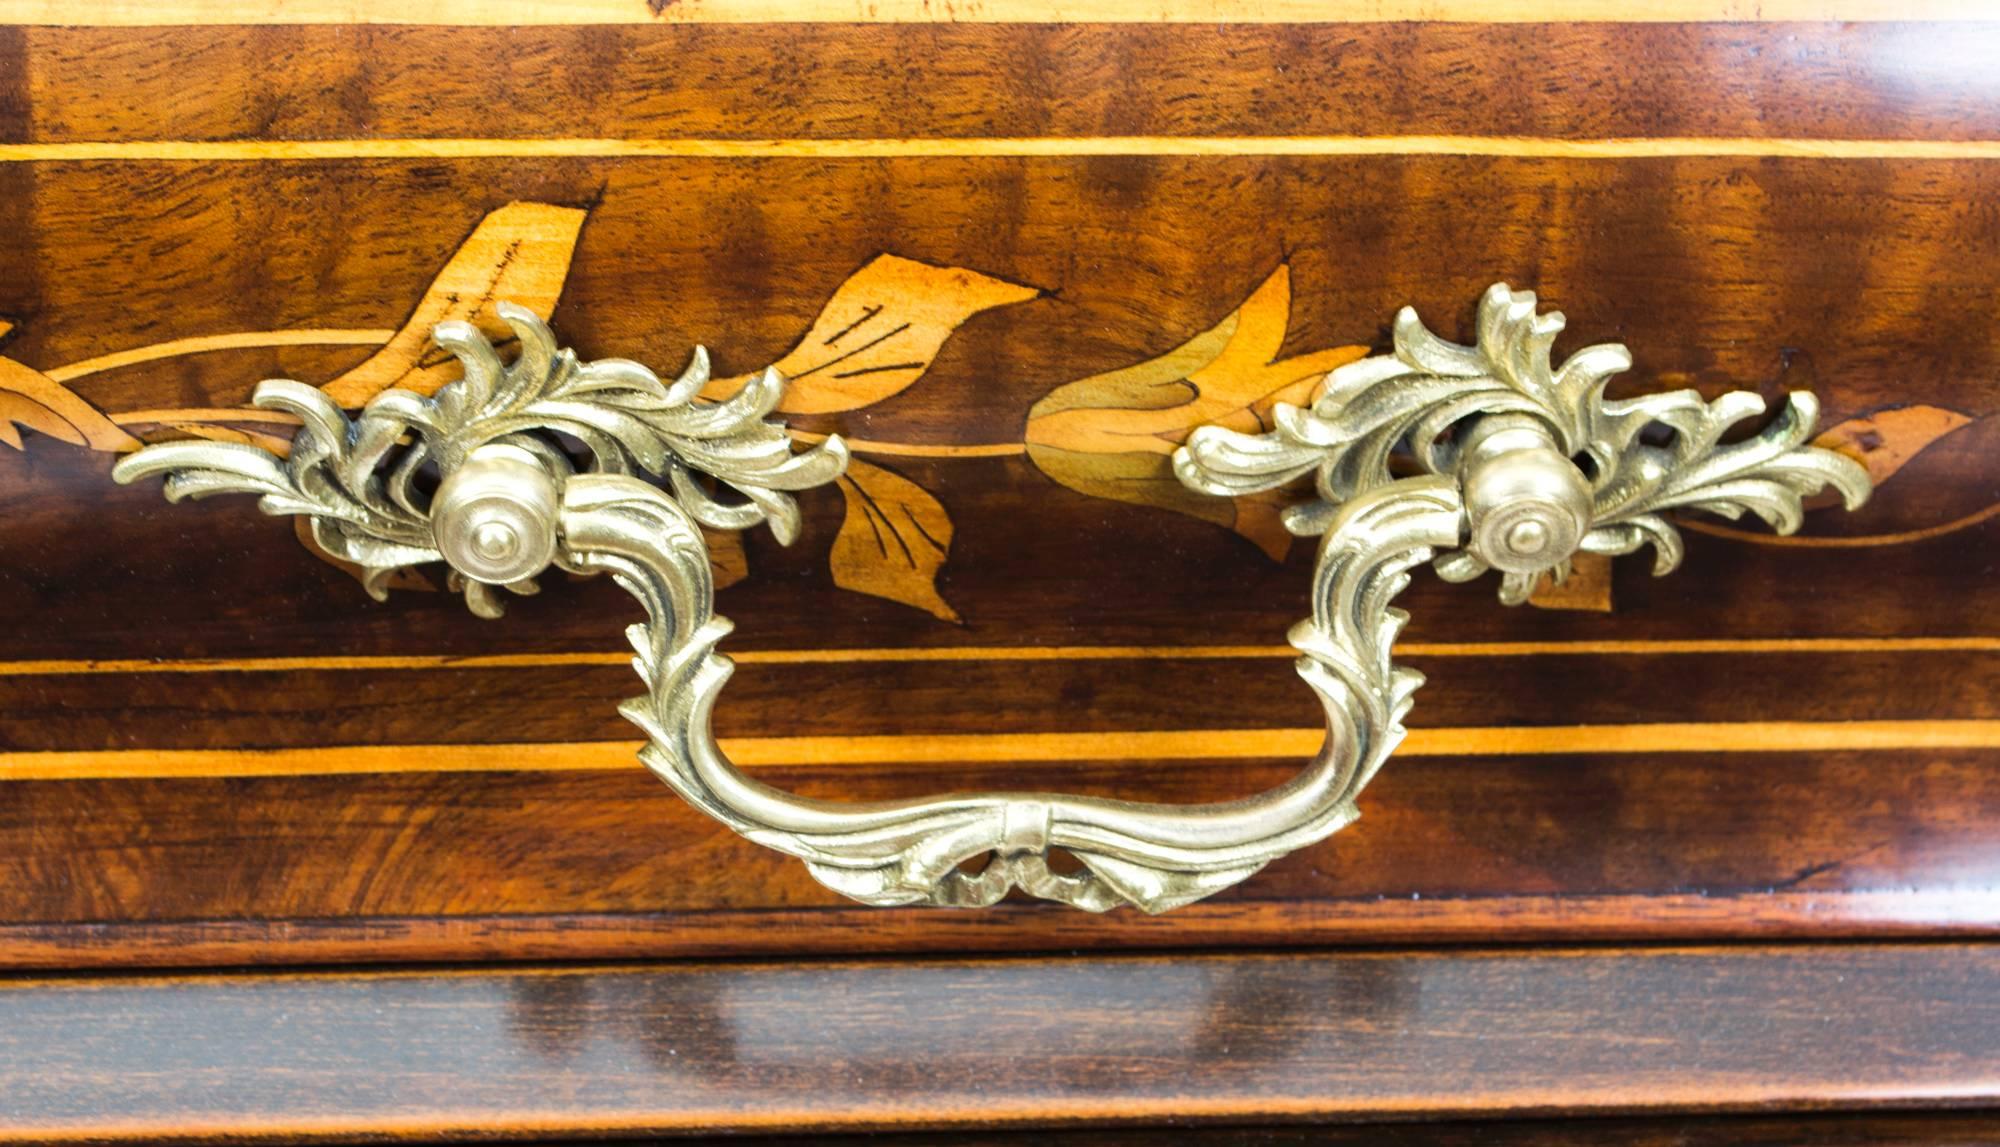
[0,13,1996,964]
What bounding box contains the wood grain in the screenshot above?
[0,749,1994,966]
[0,0,1995,23]
[16,137,2000,161]
[15,159,2000,419]
[1,944,1995,1141]
[13,25,2000,145]
[1,641,1993,761]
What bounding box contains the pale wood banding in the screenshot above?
[0,636,1991,677]
[3,720,1996,780]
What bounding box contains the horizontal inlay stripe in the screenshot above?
[0,0,1991,23]
[0,636,1991,677]
[3,720,1994,780]
[6,137,2000,163]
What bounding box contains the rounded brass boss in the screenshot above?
[431,442,561,585]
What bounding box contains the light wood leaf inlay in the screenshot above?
[1528,552,1615,612]
[711,254,1039,415]
[830,459,960,622]
[1024,265,1367,560]
[1814,403,1977,485]
[319,202,587,408]
[0,332,141,453]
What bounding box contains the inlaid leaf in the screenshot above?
[0,334,141,453]
[710,255,1039,415]
[1813,404,1977,486]
[1024,265,1368,560]
[320,202,587,407]
[829,459,959,622]
[1528,552,1614,612]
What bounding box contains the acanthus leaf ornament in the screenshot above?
[114,283,1875,915]
[1174,283,1873,603]
[113,303,849,618]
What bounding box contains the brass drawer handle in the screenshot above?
[115,285,1871,914]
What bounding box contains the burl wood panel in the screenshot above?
[2,945,1996,1141]
[1,748,1994,967]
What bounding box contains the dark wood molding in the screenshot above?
[2,943,1997,1142]
[503,1113,2000,1146]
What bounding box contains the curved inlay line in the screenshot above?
[1676,501,2000,548]
[45,329,397,383]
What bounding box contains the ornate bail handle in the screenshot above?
[115,286,1872,914]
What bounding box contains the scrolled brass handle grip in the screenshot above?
[114,286,1872,914]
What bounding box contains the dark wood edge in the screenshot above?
[3,889,1995,971]
[489,1111,2000,1146]
[1,942,1995,1142]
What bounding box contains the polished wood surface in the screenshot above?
[1,644,1993,761]
[1,18,1996,965]
[2,944,1996,1141]
[2,1,1995,24]
[7,25,2000,143]
[2,749,1993,967]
